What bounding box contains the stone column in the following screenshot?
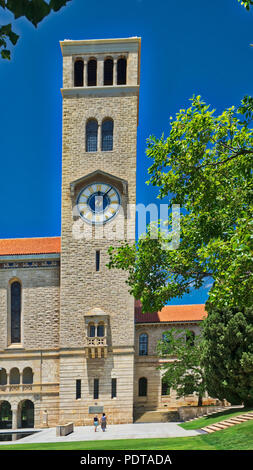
[83,61,87,87]
[12,405,18,430]
[97,59,104,86]
[97,124,101,152]
[113,59,117,85]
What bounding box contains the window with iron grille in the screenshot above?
[86,119,98,152]
[139,333,148,356]
[76,379,81,399]
[104,58,113,86]
[101,119,113,151]
[74,60,84,87]
[88,59,97,86]
[111,378,117,398]
[94,379,99,400]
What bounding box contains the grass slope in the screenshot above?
[180,407,253,430]
[1,419,253,450]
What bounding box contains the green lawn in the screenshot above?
[1,419,253,450]
[180,407,253,430]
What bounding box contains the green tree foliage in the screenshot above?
[158,328,206,406]
[0,0,71,59]
[238,0,253,10]
[108,96,253,313]
[202,305,253,406]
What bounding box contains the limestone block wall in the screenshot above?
[58,351,134,425]
[60,93,138,350]
[0,264,60,350]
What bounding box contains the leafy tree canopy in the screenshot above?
[239,0,253,10]
[0,0,71,59]
[202,305,253,407]
[158,328,206,406]
[108,96,253,313]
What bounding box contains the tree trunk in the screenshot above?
[198,394,203,407]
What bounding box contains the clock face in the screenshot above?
[77,182,121,224]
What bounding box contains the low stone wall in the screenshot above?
[56,422,74,437]
[178,405,225,422]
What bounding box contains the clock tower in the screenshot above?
[59,37,141,424]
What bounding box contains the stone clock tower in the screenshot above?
[59,37,141,424]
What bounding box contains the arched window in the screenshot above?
[0,368,7,386]
[104,58,113,85]
[74,60,84,87]
[88,58,97,86]
[138,377,147,397]
[186,330,195,347]
[139,333,148,356]
[10,368,20,385]
[22,368,33,385]
[101,119,113,151]
[89,324,96,337]
[0,401,12,428]
[86,119,98,152]
[11,281,21,343]
[97,324,104,337]
[117,57,127,85]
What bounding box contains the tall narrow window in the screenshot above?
[89,324,96,337]
[117,57,127,85]
[101,119,113,151]
[74,60,84,87]
[88,59,97,86]
[139,333,148,356]
[76,379,81,399]
[11,281,21,343]
[94,379,99,400]
[104,58,113,85]
[86,119,98,152]
[97,324,104,337]
[96,250,100,271]
[138,377,147,397]
[111,378,117,398]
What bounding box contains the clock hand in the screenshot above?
[103,187,112,197]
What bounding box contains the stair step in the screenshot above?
[211,423,229,429]
[221,421,239,426]
[225,418,246,424]
[203,425,223,432]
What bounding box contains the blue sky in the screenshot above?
[0,0,252,304]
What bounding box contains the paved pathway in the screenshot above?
[0,422,204,446]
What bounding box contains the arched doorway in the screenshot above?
[0,401,12,429]
[20,400,34,428]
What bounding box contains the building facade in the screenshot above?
[0,38,215,430]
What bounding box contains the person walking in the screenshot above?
[93,415,99,432]
[100,413,107,432]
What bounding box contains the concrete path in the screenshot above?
[0,422,204,446]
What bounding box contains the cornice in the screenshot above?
[61,85,139,98]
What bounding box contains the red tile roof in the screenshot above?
[0,237,61,256]
[135,300,207,323]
